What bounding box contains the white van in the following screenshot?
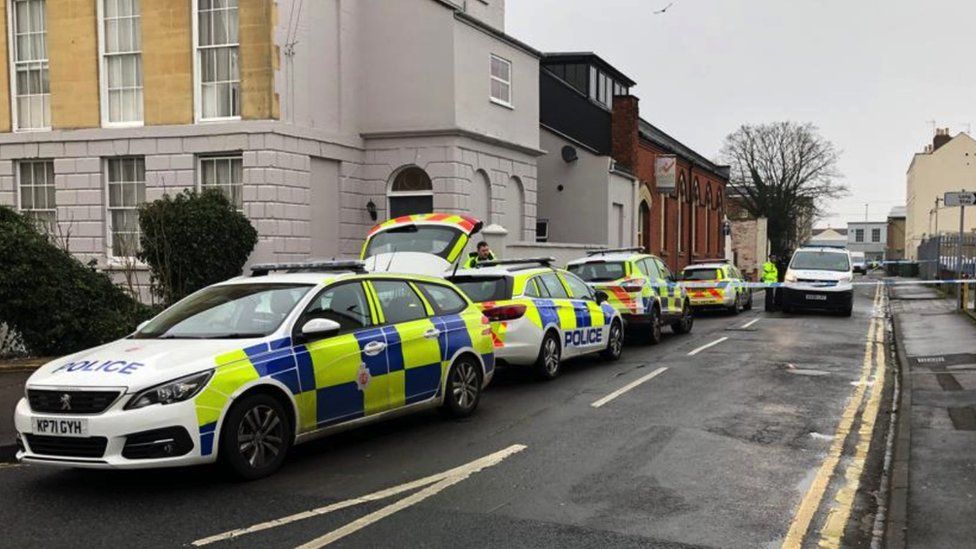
[850,251,867,274]
[780,247,854,316]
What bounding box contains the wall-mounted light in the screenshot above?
[561,145,578,163]
[366,200,378,221]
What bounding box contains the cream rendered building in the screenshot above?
[905,130,976,259]
[0,0,540,289]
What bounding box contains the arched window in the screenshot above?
[388,167,433,218]
[504,176,524,239]
[705,187,713,254]
[677,174,686,254]
[691,178,699,253]
[470,170,491,223]
[638,200,651,252]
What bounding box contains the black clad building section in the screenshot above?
[539,69,611,155]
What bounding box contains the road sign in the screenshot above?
[944,191,976,207]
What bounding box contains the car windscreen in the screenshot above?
[790,251,851,272]
[448,276,512,302]
[567,262,626,282]
[363,225,463,260]
[680,268,720,281]
[133,283,314,339]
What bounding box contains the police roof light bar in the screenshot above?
[250,260,367,277]
[585,247,644,256]
[691,258,731,265]
[476,257,556,268]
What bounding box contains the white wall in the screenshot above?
[608,172,636,247]
[536,128,610,244]
[309,157,341,258]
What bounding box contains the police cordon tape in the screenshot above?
[677,279,975,289]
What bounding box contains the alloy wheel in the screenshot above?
[452,360,480,410]
[237,404,284,470]
[544,337,560,374]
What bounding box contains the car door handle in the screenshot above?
[423,328,441,339]
[363,341,387,356]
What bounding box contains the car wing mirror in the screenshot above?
[136,320,150,332]
[301,318,341,340]
[594,290,609,304]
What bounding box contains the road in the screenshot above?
[0,284,889,549]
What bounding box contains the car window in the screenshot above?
[372,280,429,323]
[298,282,372,334]
[561,272,594,300]
[134,283,314,339]
[790,251,851,272]
[524,277,545,298]
[635,260,651,278]
[643,259,662,279]
[568,261,626,282]
[681,268,719,281]
[418,283,468,315]
[450,276,512,302]
[537,271,569,298]
[655,259,673,280]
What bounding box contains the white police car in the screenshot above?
[14,261,494,479]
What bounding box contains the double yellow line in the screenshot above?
[781,286,887,548]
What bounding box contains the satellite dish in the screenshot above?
[561,145,578,163]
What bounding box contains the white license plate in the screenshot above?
[805,294,828,301]
[32,417,89,437]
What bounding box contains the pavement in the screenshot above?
[888,283,976,549]
[0,370,29,461]
[0,285,891,548]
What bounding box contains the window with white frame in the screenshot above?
[196,0,240,120]
[489,54,511,106]
[9,0,50,130]
[200,155,243,209]
[100,0,143,125]
[106,157,146,256]
[17,160,55,231]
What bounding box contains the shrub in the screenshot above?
[139,188,258,306]
[0,207,155,356]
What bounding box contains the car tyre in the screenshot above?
[728,295,743,315]
[647,306,663,345]
[442,355,483,417]
[841,305,853,317]
[600,320,624,361]
[219,393,292,481]
[671,302,694,335]
[534,331,562,381]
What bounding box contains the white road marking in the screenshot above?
[590,367,668,409]
[741,318,760,329]
[192,444,527,547]
[687,336,729,356]
[0,463,21,470]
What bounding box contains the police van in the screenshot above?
[447,258,624,380]
[780,246,855,316]
[14,262,494,479]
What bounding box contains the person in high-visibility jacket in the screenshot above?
[465,241,496,269]
[763,256,779,311]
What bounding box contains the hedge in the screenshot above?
[0,207,155,356]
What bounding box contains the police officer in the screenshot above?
[762,255,779,311]
[465,241,496,268]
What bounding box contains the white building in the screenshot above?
[847,221,887,261]
[0,0,540,284]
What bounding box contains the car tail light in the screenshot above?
[483,304,527,322]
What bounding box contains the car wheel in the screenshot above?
[647,306,663,345]
[219,393,292,480]
[600,321,624,361]
[534,331,562,380]
[672,302,694,335]
[442,355,483,417]
[781,304,793,314]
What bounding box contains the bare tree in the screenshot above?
[720,122,846,261]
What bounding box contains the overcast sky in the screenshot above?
[506,0,976,228]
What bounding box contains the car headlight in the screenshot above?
[784,273,797,283]
[125,370,214,410]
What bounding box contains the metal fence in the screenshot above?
[917,234,976,280]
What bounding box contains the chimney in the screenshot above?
[933,127,952,151]
[611,95,639,173]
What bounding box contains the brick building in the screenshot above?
[611,96,730,272]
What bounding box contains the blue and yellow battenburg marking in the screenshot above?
[193,308,492,456]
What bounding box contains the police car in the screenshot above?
[678,260,753,314]
[446,258,624,380]
[14,261,494,479]
[566,249,693,344]
[361,213,484,276]
[780,246,855,316]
